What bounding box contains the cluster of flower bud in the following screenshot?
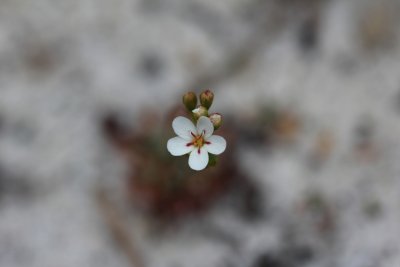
[182,90,222,130]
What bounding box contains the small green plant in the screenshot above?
[167,90,226,171]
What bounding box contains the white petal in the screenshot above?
[204,135,226,155]
[172,116,196,140]
[196,116,214,138]
[167,137,194,156]
[188,147,209,171]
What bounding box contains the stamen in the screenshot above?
[191,132,196,138]
[205,141,211,145]
[186,142,193,147]
[197,148,201,154]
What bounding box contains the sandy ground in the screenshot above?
[0,0,400,266]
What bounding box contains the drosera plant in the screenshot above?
[101,90,238,218]
[167,90,226,171]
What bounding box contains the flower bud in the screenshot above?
[199,89,214,109]
[209,113,222,130]
[182,92,197,111]
[192,106,208,121]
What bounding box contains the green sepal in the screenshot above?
[207,154,218,167]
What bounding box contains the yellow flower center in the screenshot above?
[193,135,204,147]
[187,131,210,153]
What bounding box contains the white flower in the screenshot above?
[167,116,227,171]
